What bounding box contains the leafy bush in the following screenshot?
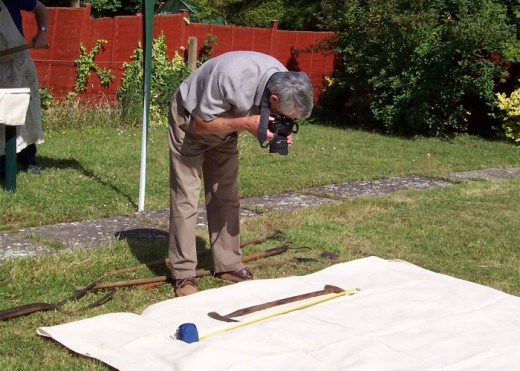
[318,0,519,137]
[186,0,282,27]
[74,39,114,93]
[198,34,219,66]
[116,33,191,127]
[496,82,520,142]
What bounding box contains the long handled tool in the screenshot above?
[0,42,33,58]
[75,244,300,291]
[239,230,287,248]
[248,256,316,269]
[78,257,316,291]
[104,231,289,277]
[199,287,358,340]
[76,267,212,291]
[124,257,317,290]
[208,284,346,322]
[0,283,115,321]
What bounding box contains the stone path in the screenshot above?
[1,168,519,262]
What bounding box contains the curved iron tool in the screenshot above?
[103,231,291,277]
[208,284,345,323]
[0,282,115,321]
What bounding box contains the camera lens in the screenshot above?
[269,136,288,155]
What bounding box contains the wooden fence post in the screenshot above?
[269,19,278,55]
[187,36,197,71]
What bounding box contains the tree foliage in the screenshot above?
[41,0,319,29]
[41,0,519,35]
[180,0,321,29]
[318,0,519,137]
[42,0,166,18]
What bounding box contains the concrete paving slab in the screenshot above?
[135,209,170,228]
[3,169,517,263]
[17,216,166,250]
[241,193,338,212]
[308,176,453,198]
[137,207,257,229]
[0,232,52,262]
[443,167,520,182]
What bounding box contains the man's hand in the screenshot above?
[191,115,291,144]
[32,32,48,49]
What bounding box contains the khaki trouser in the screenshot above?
[168,91,243,279]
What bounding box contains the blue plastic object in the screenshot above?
[176,323,199,343]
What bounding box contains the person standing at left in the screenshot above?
[0,0,48,176]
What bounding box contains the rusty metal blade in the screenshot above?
[207,311,239,323]
[208,284,345,322]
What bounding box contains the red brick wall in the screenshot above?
[23,4,336,101]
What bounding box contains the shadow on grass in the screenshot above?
[38,155,138,209]
[114,230,210,277]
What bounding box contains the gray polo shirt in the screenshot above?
[179,51,287,122]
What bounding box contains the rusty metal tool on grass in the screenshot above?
[239,244,295,264]
[97,257,316,290]
[239,230,287,247]
[75,244,301,291]
[208,284,347,323]
[76,267,212,291]
[0,283,115,321]
[248,257,316,269]
[103,231,289,277]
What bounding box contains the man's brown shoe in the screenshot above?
[216,267,253,283]
[174,277,198,297]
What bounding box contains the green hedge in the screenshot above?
[318,0,519,137]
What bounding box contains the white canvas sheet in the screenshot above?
[37,257,520,370]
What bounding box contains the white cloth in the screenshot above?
[0,88,30,126]
[37,257,520,370]
[0,0,44,155]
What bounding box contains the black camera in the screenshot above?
[268,114,299,155]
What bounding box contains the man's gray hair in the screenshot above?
[267,71,314,118]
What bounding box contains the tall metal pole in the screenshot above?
[4,126,17,192]
[138,0,154,212]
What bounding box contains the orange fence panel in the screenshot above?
[22,5,335,102]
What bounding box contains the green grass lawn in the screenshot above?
[1,124,519,230]
[1,122,519,369]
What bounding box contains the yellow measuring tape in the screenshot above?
[199,287,359,340]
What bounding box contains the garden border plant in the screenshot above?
[74,39,115,93]
[496,80,520,142]
[116,33,191,127]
